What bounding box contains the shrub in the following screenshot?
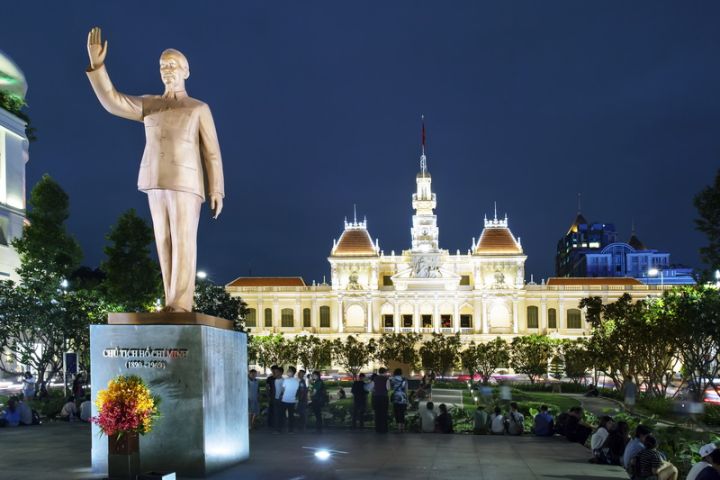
[702,404,720,426]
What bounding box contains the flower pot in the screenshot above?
[108,432,140,480]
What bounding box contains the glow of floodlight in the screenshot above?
[315,449,331,461]
[197,271,207,280]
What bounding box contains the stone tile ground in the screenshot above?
[0,422,629,479]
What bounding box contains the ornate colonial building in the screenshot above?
[227,145,666,342]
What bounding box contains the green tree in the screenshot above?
[374,332,421,369]
[561,339,592,384]
[460,337,510,385]
[419,333,461,377]
[100,209,161,311]
[293,334,333,372]
[250,334,296,372]
[661,286,720,402]
[510,334,555,383]
[694,169,720,277]
[333,335,376,379]
[193,280,248,331]
[13,174,82,291]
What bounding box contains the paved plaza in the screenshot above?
[0,421,629,480]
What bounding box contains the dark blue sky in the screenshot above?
[2,1,719,284]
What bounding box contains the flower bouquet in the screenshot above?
[92,375,160,479]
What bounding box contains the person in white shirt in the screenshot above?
[279,366,300,433]
[590,415,613,462]
[59,397,78,421]
[687,443,718,480]
[21,372,36,400]
[491,406,506,434]
[79,395,92,422]
[420,401,437,433]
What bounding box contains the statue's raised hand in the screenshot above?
[87,26,108,70]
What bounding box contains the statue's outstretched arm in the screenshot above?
[86,26,142,122]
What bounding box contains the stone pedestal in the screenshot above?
[91,312,249,477]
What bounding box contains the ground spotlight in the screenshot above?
[314,449,331,461]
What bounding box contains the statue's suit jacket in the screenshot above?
[87,65,224,201]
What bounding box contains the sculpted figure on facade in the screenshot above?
[86,27,225,312]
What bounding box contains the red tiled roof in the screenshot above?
[475,227,522,254]
[333,229,377,256]
[546,277,642,286]
[227,277,306,287]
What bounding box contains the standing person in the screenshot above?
[351,373,367,429]
[296,370,308,432]
[624,375,638,409]
[506,402,524,435]
[21,372,36,400]
[697,450,720,480]
[420,402,437,433]
[590,416,613,463]
[435,403,454,434]
[533,405,554,437]
[473,405,490,435]
[248,369,260,430]
[266,365,279,429]
[389,368,409,433]
[688,444,718,480]
[272,366,285,432]
[279,366,299,433]
[491,406,506,435]
[372,368,390,433]
[310,371,326,433]
[72,373,85,401]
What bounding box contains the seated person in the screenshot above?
[584,384,599,397]
[565,406,592,445]
[0,398,21,427]
[17,399,33,426]
[473,405,489,434]
[420,401,437,433]
[697,449,720,480]
[533,405,554,436]
[633,435,679,480]
[506,402,524,435]
[688,443,718,480]
[337,388,346,400]
[59,396,78,421]
[604,421,630,466]
[491,406,505,435]
[623,424,652,472]
[435,403,453,434]
[590,415,613,462]
[80,395,92,422]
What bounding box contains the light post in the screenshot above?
[196,270,208,280]
[648,268,663,288]
[715,269,720,289]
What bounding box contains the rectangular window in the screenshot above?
[303,308,311,328]
[319,306,330,328]
[441,314,452,328]
[383,276,393,286]
[281,308,294,328]
[567,309,582,329]
[402,314,413,328]
[460,314,472,328]
[460,275,470,286]
[383,314,394,328]
[421,314,432,328]
[548,309,557,329]
[264,308,272,327]
[245,308,256,328]
[527,306,539,329]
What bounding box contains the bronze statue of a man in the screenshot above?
[86,27,225,312]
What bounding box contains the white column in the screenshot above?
[394,301,400,333]
[482,301,489,334]
[337,298,344,333]
[512,299,519,334]
[294,299,301,332]
[366,299,373,333]
[540,300,547,334]
[414,302,420,333]
[273,299,279,333]
[433,303,440,333]
[311,298,318,332]
[559,300,565,332]
[453,302,460,332]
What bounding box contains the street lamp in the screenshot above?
[648,268,664,288]
[196,271,207,280]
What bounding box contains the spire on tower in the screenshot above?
[419,114,427,175]
[353,204,357,224]
[494,201,498,221]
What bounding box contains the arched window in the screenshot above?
[567,308,582,329]
[281,308,294,328]
[319,306,331,328]
[526,306,539,329]
[548,308,557,329]
[245,308,256,328]
[303,308,311,328]
[264,308,272,327]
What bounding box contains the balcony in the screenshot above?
[459,328,473,334]
[382,327,395,333]
[420,328,434,334]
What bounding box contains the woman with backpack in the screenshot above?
[505,402,524,435]
[389,368,409,433]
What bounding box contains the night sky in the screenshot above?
[2,1,720,285]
